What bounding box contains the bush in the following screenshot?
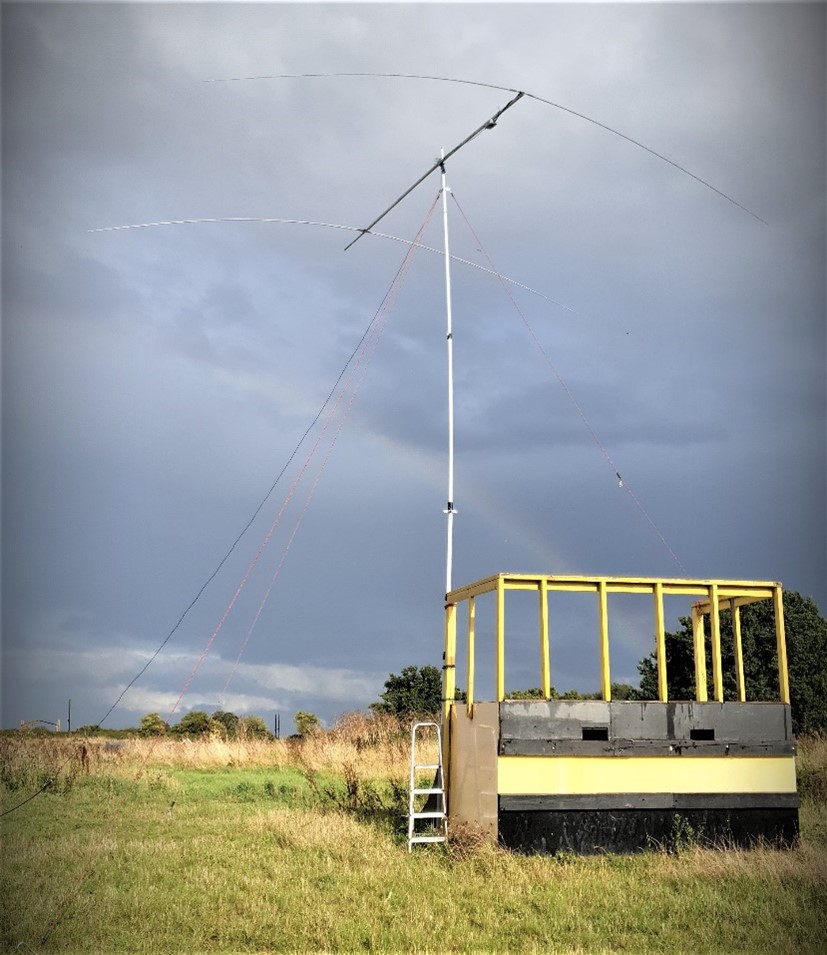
[294,711,321,737]
[212,711,240,739]
[139,713,167,737]
[171,711,213,737]
[239,715,271,739]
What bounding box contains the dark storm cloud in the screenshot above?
[2,3,824,731]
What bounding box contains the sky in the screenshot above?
[2,1,825,734]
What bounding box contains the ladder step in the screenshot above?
[410,835,447,844]
[412,787,443,796]
[414,763,440,771]
[412,811,446,819]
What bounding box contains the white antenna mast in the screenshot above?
[440,151,456,595]
[342,92,524,597]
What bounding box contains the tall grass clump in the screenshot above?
[292,710,421,777]
[0,734,97,794]
[129,734,290,770]
[286,712,428,832]
[797,734,827,802]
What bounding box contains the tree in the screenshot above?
[780,592,827,733]
[507,687,568,700]
[637,590,827,734]
[139,712,167,737]
[505,686,637,700]
[239,715,271,739]
[560,688,601,700]
[507,687,553,700]
[212,711,240,739]
[172,710,213,737]
[370,665,443,718]
[293,710,321,737]
[610,682,639,701]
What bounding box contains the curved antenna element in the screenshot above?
[89,215,574,312]
[208,71,766,225]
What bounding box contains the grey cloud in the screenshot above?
[3,3,824,730]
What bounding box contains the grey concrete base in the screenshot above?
[499,700,794,754]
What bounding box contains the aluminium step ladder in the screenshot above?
[407,721,447,851]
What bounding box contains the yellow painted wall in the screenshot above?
[498,755,797,796]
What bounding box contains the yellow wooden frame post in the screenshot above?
[539,577,551,699]
[466,597,476,717]
[732,600,746,702]
[709,582,724,702]
[773,585,790,704]
[653,580,667,702]
[496,576,506,701]
[692,607,708,702]
[443,601,457,726]
[598,579,611,701]
[442,600,457,802]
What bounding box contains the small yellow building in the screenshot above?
[441,573,798,853]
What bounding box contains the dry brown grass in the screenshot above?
[130,735,289,770]
[1,711,435,789]
[3,725,827,954]
[650,839,827,882]
[0,734,105,792]
[798,733,827,801]
[295,710,428,777]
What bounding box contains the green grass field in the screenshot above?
[2,730,826,954]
